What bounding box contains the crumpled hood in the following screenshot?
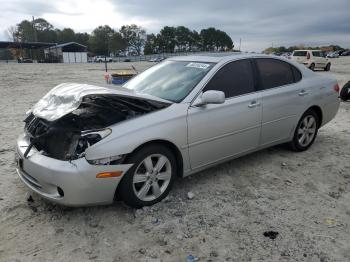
[32,83,171,121]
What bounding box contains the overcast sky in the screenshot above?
[0,0,349,51]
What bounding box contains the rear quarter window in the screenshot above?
[291,66,302,82]
[293,51,307,56]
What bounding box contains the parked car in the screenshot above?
[291,50,331,71]
[327,52,339,58]
[341,50,350,56]
[94,55,112,62]
[15,54,340,207]
[18,57,33,63]
[280,52,291,59]
[148,56,166,62]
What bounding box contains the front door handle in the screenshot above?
[248,101,261,108]
[299,90,309,96]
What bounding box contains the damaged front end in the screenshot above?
[24,84,170,161]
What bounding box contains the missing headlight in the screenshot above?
[75,128,112,158]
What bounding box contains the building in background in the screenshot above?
[44,42,87,63]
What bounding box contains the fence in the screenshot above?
[0,50,237,63]
[110,51,233,63]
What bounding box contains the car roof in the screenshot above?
[168,52,314,79]
[169,52,275,63]
[293,50,321,52]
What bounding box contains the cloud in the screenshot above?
[0,0,349,50]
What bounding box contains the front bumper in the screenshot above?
[15,134,133,206]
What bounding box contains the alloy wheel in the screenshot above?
[132,154,172,202]
[297,115,317,147]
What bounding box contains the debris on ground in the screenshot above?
[328,192,341,199]
[26,193,34,203]
[151,217,159,224]
[138,248,146,255]
[263,231,279,240]
[284,179,293,185]
[325,218,336,226]
[186,254,198,262]
[187,191,195,200]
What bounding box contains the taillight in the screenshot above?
[306,52,310,59]
[334,83,340,93]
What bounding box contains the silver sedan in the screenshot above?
[15,53,340,207]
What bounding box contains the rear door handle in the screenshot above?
[248,101,261,108]
[298,90,309,96]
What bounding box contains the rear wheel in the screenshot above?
[118,144,176,208]
[289,109,319,151]
[309,63,315,71]
[324,63,331,71]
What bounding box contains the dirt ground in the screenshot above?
[0,57,349,262]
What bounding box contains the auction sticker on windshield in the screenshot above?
[186,62,210,69]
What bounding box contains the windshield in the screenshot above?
[123,60,215,102]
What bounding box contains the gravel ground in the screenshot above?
[0,58,349,262]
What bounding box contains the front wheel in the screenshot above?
[309,63,315,71]
[118,144,176,208]
[289,110,319,151]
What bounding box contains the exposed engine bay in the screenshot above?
[24,94,169,161]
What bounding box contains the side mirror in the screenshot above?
[192,90,225,107]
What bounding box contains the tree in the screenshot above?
[32,18,56,42]
[175,26,191,51]
[119,24,146,55]
[189,30,201,51]
[6,26,18,42]
[57,28,76,43]
[9,18,56,43]
[144,34,158,54]
[88,25,115,55]
[215,30,233,50]
[157,26,177,53]
[13,20,34,42]
[75,32,90,47]
[200,27,233,51]
[110,32,127,55]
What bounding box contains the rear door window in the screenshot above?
[293,51,307,56]
[312,51,321,57]
[203,59,255,98]
[256,58,295,89]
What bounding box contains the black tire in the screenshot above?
[340,81,350,101]
[309,63,315,71]
[324,63,331,71]
[289,109,320,152]
[118,144,177,208]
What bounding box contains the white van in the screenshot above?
[291,50,331,71]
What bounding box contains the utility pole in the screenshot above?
[32,16,37,42]
[239,38,242,51]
